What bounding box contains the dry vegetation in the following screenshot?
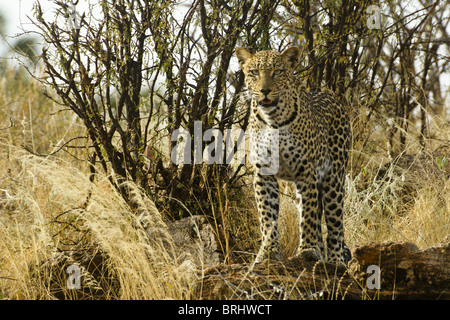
[0,66,194,299]
[0,0,449,301]
[0,62,448,300]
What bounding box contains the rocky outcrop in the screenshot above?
[197,241,450,300]
[196,256,359,300]
[349,241,449,299]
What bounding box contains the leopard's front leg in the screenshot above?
[295,180,324,261]
[254,172,281,263]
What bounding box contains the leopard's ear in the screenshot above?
[281,47,300,69]
[235,48,253,69]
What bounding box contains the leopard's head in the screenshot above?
[235,47,300,108]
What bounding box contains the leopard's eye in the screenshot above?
[249,69,259,76]
[272,69,285,76]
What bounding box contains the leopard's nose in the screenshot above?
[260,89,272,96]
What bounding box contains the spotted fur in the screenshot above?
[236,47,351,264]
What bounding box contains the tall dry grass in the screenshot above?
[0,144,197,299]
[0,65,196,299]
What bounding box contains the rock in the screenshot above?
[349,241,450,299]
[197,257,362,300]
[138,195,224,267]
[196,241,450,300]
[165,215,223,267]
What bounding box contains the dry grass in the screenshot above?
[0,66,195,299]
[0,145,197,299]
[344,162,449,248]
[0,64,449,299]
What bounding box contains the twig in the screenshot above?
[0,117,14,130]
[22,136,88,157]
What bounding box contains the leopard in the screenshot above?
[235,47,352,265]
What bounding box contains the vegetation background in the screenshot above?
[0,0,449,299]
